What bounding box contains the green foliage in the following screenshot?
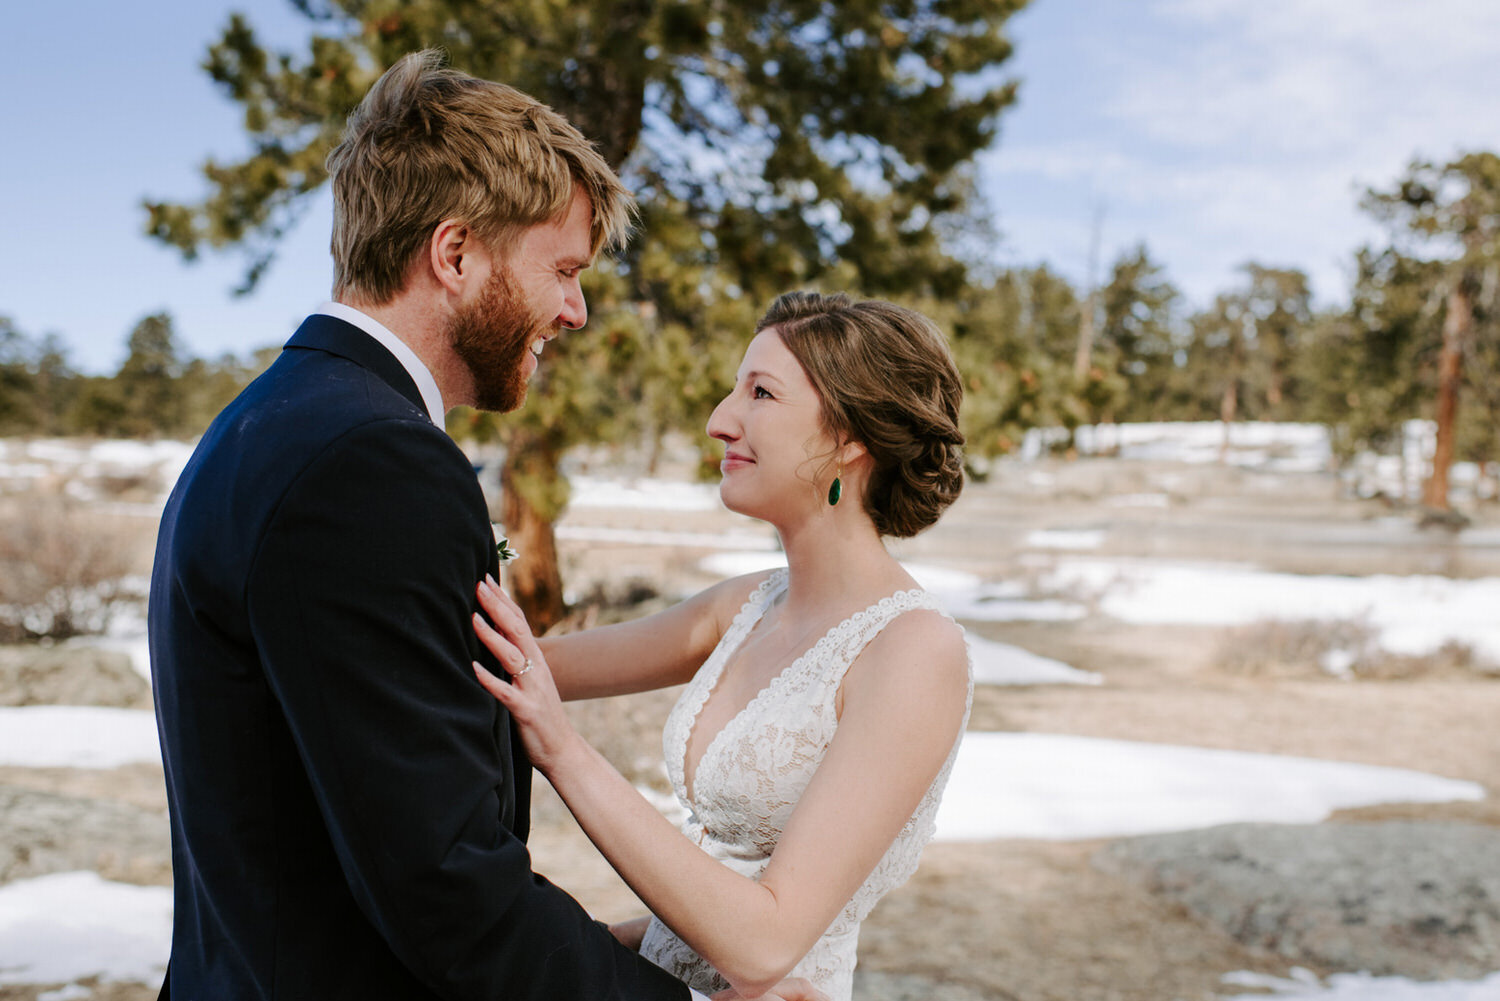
[144,0,1028,456]
[111,313,186,436]
[140,0,1029,623]
[1239,264,1312,418]
[147,1,1026,302]
[1095,245,1182,423]
[1298,249,1441,461]
[1363,152,1500,267]
[0,311,269,441]
[1170,263,1316,427]
[1,318,77,436]
[1360,151,1500,486]
[934,268,1077,459]
[121,2,1500,511]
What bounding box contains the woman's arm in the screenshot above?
[537,572,770,700]
[474,581,969,998]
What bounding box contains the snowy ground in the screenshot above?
[2,427,1496,998]
[0,698,1487,996]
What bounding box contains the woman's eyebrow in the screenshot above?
[740,369,786,385]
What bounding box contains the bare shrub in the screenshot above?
[94,471,159,501]
[1358,640,1500,681]
[0,500,140,642]
[1215,618,1379,679]
[1215,617,1499,681]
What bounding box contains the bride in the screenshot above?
[472,290,972,1001]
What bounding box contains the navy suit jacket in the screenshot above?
[149,314,687,1000]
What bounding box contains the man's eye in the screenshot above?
[753,385,773,400]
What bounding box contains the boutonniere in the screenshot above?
[495,535,519,564]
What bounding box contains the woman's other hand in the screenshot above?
[607,915,651,951]
[471,576,581,775]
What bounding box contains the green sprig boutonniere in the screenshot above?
[495,536,519,565]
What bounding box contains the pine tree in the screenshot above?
[1363,151,1500,515]
[144,0,1027,628]
[1097,245,1182,423]
[116,313,187,437]
[0,319,78,436]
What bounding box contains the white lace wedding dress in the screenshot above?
[639,569,973,1000]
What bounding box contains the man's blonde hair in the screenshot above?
[327,50,633,303]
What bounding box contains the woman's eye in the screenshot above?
[752,385,774,400]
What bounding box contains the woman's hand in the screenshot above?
[471,576,581,775]
[607,915,651,951]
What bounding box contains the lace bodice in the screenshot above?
[639,570,973,1000]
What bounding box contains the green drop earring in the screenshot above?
[827,466,843,506]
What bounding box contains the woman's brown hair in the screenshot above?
[757,291,965,538]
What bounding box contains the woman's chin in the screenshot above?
[716,485,753,518]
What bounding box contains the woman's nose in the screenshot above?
[706,396,736,442]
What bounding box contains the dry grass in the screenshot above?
[0,498,145,642]
[1214,617,1500,681]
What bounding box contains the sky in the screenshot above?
[3,1,1499,372]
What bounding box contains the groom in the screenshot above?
[149,51,819,1001]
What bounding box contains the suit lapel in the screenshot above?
[285,314,430,417]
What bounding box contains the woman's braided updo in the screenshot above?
[757,291,965,538]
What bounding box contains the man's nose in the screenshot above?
[559,280,587,330]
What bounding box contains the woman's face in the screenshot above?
[706,328,835,521]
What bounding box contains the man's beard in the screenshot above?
[448,265,558,413]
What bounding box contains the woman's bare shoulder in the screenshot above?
[859,604,969,687]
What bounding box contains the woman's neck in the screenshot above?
[773,507,905,623]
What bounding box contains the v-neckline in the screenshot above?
[679,573,927,807]
[681,575,807,807]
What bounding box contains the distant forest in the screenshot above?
[5,144,1497,513]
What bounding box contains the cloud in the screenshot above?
[1128,0,1500,169]
[981,0,1499,307]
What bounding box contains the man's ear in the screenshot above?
[428,219,480,296]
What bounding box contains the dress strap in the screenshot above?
[818,587,946,688]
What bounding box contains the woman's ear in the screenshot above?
[838,439,869,470]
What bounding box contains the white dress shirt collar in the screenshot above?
[315,301,446,424]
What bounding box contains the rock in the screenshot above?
[0,644,149,707]
[1095,821,1500,980]
[0,784,170,885]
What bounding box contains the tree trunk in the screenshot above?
[1266,361,1285,411]
[1218,379,1238,463]
[550,1,650,169]
[1073,206,1104,384]
[499,444,567,635]
[1073,290,1096,385]
[1421,283,1472,511]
